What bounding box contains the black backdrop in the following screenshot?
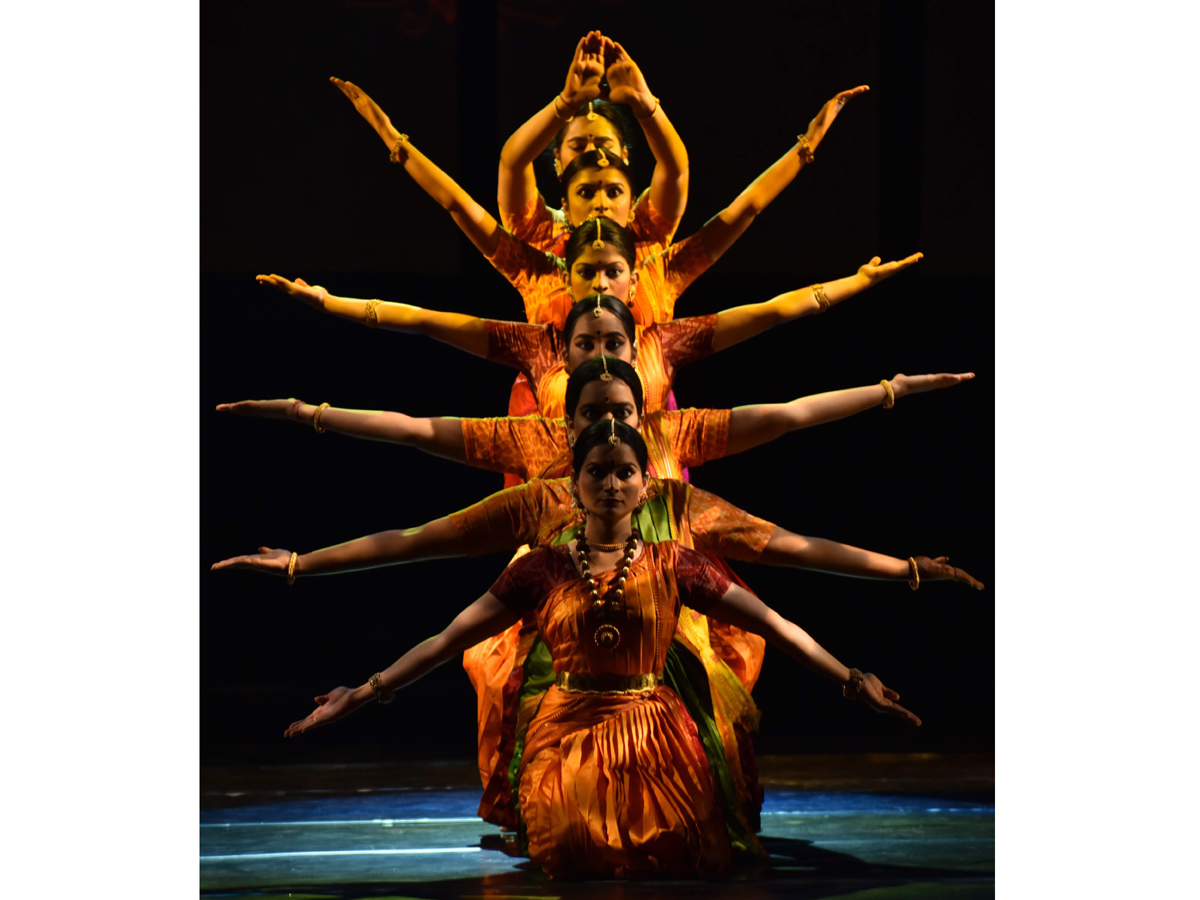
[202,0,994,766]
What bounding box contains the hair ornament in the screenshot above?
[592,217,605,250]
[587,101,597,121]
[608,418,621,447]
[600,355,614,383]
[596,146,609,167]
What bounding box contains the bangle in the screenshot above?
[313,402,331,433]
[364,298,380,328]
[553,93,575,122]
[812,283,830,313]
[843,667,864,700]
[908,556,920,590]
[634,95,661,121]
[287,551,298,585]
[880,379,895,409]
[388,134,409,163]
[796,134,815,164]
[369,673,395,704]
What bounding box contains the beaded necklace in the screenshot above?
[576,530,639,650]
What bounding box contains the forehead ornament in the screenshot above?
[600,355,614,383]
[608,418,621,447]
[596,146,610,167]
[593,293,605,318]
[592,217,605,251]
[587,101,597,121]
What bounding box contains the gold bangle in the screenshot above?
[388,134,409,163]
[812,283,830,313]
[880,379,895,409]
[634,95,660,121]
[364,298,380,328]
[796,134,815,164]
[368,672,395,704]
[313,402,331,433]
[844,667,864,700]
[287,551,298,585]
[908,556,920,590]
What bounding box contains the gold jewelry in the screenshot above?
[880,379,895,409]
[634,96,660,121]
[593,294,605,318]
[608,417,620,446]
[586,100,597,121]
[556,671,658,694]
[571,483,584,510]
[843,667,864,700]
[635,487,648,510]
[627,208,636,225]
[796,134,815,164]
[908,557,920,590]
[577,530,639,649]
[287,551,298,585]
[592,217,604,249]
[596,147,610,167]
[566,430,576,448]
[553,93,574,122]
[561,199,575,230]
[586,538,628,552]
[388,134,409,163]
[600,355,614,383]
[368,672,396,704]
[364,298,380,328]
[627,281,637,303]
[313,402,331,433]
[812,283,830,313]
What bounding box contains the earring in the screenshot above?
[635,488,649,510]
[627,209,636,226]
[627,282,637,303]
[571,484,585,513]
[561,200,574,231]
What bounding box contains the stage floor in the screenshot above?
[200,753,994,899]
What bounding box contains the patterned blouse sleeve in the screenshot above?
[487,547,562,616]
[661,407,731,469]
[484,320,556,381]
[487,229,565,322]
[629,189,680,249]
[656,314,718,380]
[500,193,562,252]
[460,416,567,482]
[673,544,734,613]
[684,484,777,562]
[447,481,552,555]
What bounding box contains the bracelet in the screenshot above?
[312,402,331,434]
[634,95,661,121]
[908,556,920,591]
[812,283,830,313]
[388,134,409,163]
[287,551,298,585]
[880,379,895,409]
[553,93,576,122]
[368,672,396,704]
[364,298,380,328]
[843,667,864,700]
[796,134,815,164]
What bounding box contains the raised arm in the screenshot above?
[706,581,920,725]
[724,372,974,456]
[283,592,519,736]
[330,77,501,256]
[696,86,868,264]
[758,528,984,590]
[497,33,605,218]
[710,253,922,352]
[215,398,468,462]
[604,39,689,225]
[255,274,490,358]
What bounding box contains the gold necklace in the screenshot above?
[577,532,639,650]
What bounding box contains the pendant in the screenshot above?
[593,623,621,649]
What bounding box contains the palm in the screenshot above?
[215,399,300,420]
[855,672,922,726]
[564,33,605,103]
[329,77,398,146]
[914,556,985,590]
[210,546,292,575]
[284,687,358,737]
[256,273,327,310]
[604,42,650,106]
[892,372,975,397]
[859,253,923,285]
[806,85,870,149]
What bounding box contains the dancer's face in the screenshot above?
[569,244,637,303]
[564,310,634,372]
[569,379,640,436]
[555,117,627,171]
[574,442,645,523]
[563,168,634,229]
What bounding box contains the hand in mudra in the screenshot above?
[215,399,303,420]
[329,77,401,147]
[848,672,922,726]
[256,274,328,310]
[284,686,363,737]
[914,556,985,590]
[604,40,653,110]
[562,32,606,106]
[859,253,923,285]
[211,546,293,575]
[806,85,870,150]
[891,372,975,399]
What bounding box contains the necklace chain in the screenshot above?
[577,532,639,608]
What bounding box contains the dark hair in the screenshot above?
[559,148,638,198]
[564,356,644,418]
[562,294,636,348]
[571,419,648,477]
[563,216,637,270]
[550,99,634,157]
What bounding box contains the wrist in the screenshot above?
[630,91,657,118]
[889,376,908,399]
[351,683,375,704]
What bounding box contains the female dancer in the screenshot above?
[276,420,923,878]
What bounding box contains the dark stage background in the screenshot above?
[202,0,994,766]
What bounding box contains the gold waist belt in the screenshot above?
[555,671,661,694]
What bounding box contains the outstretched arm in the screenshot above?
[696,86,868,264]
[724,372,974,456]
[255,274,490,358]
[215,399,468,462]
[330,77,501,256]
[707,581,920,725]
[710,253,922,352]
[283,593,519,736]
[758,528,985,590]
[604,39,689,225]
[497,33,605,218]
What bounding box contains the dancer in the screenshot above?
[278,421,923,878]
